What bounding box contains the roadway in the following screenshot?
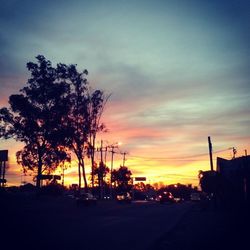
[2,196,193,250]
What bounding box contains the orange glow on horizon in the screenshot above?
[3,137,250,188]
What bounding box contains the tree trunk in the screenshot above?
[78,160,81,191]
[36,153,43,189]
[74,148,82,192]
[90,134,96,189]
[90,149,95,189]
[81,159,88,193]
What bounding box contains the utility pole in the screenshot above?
[208,136,214,171]
[91,144,95,190]
[100,140,103,163]
[106,142,121,199]
[244,149,248,203]
[122,152,127,167]
[104,146,108,166]
[100,140,104,199]
[110,145,115,198]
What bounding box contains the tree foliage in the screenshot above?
[88,90,110,188]
[56,64,108,191]
[92,161,109,198]
[112,166,132,193]
[0,55,108,190]
[55,63,90,190]
[0,55,71,187]
[199,170,220,194]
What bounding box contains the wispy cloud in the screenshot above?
[0,0,249,186]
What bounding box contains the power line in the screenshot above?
[129,158,206,162]
[129,148,231,161]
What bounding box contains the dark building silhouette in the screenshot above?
[217,155,250,208]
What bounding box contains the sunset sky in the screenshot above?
[0,0,249,187]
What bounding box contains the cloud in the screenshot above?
[1,0,249,186]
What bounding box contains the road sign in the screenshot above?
[134,177,146,181]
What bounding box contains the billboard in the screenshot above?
[0,150,8,161]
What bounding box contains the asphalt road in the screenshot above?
[2,195,193,250]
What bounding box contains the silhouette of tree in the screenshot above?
[87,90,110,188]
[58,67,108,192]
[199,170,220,194]
[134,182,146,191]
[56,63,90,191]
[0,55,70,188]
[0,56,108,191]
[93,161,109,198]
[112,166,132,193]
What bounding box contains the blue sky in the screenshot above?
[0,0,249,186]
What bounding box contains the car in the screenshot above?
[156,191,175,204]
[190,192,201,201]
[173,197,183,203]
[76,192,97,206]
[116,192,132,203]
[103,195,111,200]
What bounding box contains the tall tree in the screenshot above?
[87,90,110,188]
[0,55,70,188]
[55,63,90,191]
[57,64,109,191]
[0,56,108,191]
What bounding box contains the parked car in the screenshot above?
[156,191,175,204]
[76,192,97,206]
[116,192,132,203]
